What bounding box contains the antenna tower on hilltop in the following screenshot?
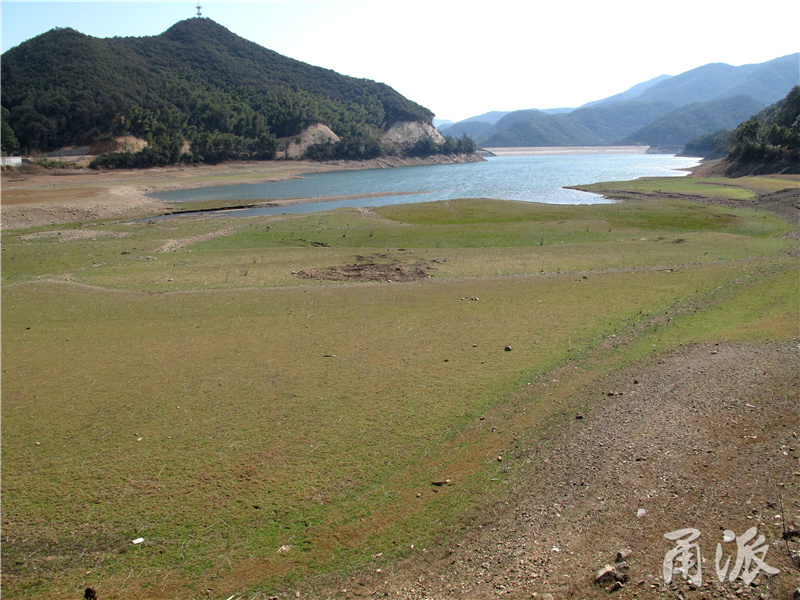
[196,3,202,18]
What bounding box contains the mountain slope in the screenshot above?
[1,18,434,160]
[450,53,798,149]
[459,110,513,125]
[635,53,799,106]
[719,54,800,104]
[481,111,598,147]
[619,95,765,148]
[480,101,676,147]
[580,74,673,108]
[722,85,800,175]
[439,120,495,141]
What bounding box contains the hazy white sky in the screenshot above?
[2,1,798,122]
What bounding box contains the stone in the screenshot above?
[595,564,616,584]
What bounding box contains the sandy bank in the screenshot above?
[0,154,481,230]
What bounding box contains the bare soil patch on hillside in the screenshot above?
[310,340,800,600]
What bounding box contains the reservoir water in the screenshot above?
[153,153,701,217]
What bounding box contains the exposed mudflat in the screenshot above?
[0,154,482,230]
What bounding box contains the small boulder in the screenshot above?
[596,563,629,586]
[595,564,616,584]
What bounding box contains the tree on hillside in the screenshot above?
[1,108,21,154]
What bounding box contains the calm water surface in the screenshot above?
[153,154,700,217]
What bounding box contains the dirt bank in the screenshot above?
[0,154,482,230]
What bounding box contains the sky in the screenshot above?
[2,0,799,123]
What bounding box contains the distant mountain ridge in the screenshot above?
[578,74,673,109]
[633,54,800,106]
[1,18,453,162]
[441,53,800,150]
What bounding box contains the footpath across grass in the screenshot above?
[1,177,798,598]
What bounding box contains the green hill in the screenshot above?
[479,101,676,147]
[1,18,435,162]
[439,120,494,140]
[481,110,599,146]
[619,95,765,149]
[681,86,800,172]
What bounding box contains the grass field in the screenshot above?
[1,175,798,598]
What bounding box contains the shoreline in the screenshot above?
[0,154,480,230]
[163,190,435,216]
[483,145,651,156]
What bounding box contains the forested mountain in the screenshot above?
[0,18,447,163]
[618,95,765,147]
[442,53,799,150]
[476,101,676,147]
[440,120,491,139]
[723,86,800,174]
[681,86,800,172]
